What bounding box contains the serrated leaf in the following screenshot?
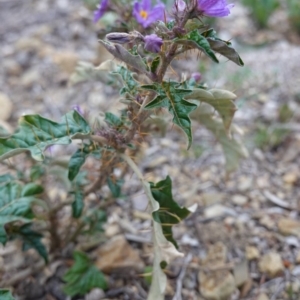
[10,223,48,263]
[71,190,84,218]
[63,251,107,297]
[185,88,237,132]
[150,176,192,248]
[105,112,123,127]
[0,289,15,300]
[143,82,197,149]
[0,111,91,162]
[191,103,248,172]
[0,182,40,244]
[176,29,219,63]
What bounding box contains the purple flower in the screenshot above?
[93,0,109,22]
[144,34,163,53]
[191,72,202,82]
[197,0,234,17]
[133,0,165,28]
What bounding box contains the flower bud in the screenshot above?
[143,34,163,53]
[191,72,202,82]
[106,32,132,44]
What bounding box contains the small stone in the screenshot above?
[278,218,300,237]
[204,204,236,219]
[246,246,260,260]
[96,235,144,273]
[283,172,298,184]
[85,288,105,300]
[52,51,79,74]
[259,252,284,277]
[146,156,168,169]
[257,293,270,300]
[234,259,249,287]
[238,177,253,192]
[3,59,22,76]
[105,223,121,238]
[202,193,226,206]
[232,194,248,206]
[199,270,236,300]
[259,215,275,230]
[21,69,40,88]
[0,92,13,121]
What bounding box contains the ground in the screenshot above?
[0,0,300,299]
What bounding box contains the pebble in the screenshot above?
[278,218,300,237]
[232,194,248,206]
[259,252,284,277]
[246,246,260,260]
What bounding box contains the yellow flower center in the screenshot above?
[140,10,148,19]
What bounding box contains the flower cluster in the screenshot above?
[94,0,233,26]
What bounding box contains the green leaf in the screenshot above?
[105,112,123,127]
[71,190,84,218]
[185,88,237,133]
[150,56,161,74]
[143,82,197,149]
[0,289,15,300]
[0,174,14,184]
[63,251,107,297]
[201,29,244,66]
[10,224,48,263]
[113,66,138,95]
[21,183,44,197]
[68,150,89,181]
[150,176,192,248]
[83,210,106,235]
[30,164,46,181]
[191,103,248,173]
[176,29,219,63]
[107,177,124,198]
[0,182,39,244]
[0,111,91,161]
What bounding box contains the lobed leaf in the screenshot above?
[150,176,193,248]
[143,82,197,149]
[63,251,107,297]
[185,88,237,133]
[0,111,91,162]
[0,181,42,244]
[191,103,248,173]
